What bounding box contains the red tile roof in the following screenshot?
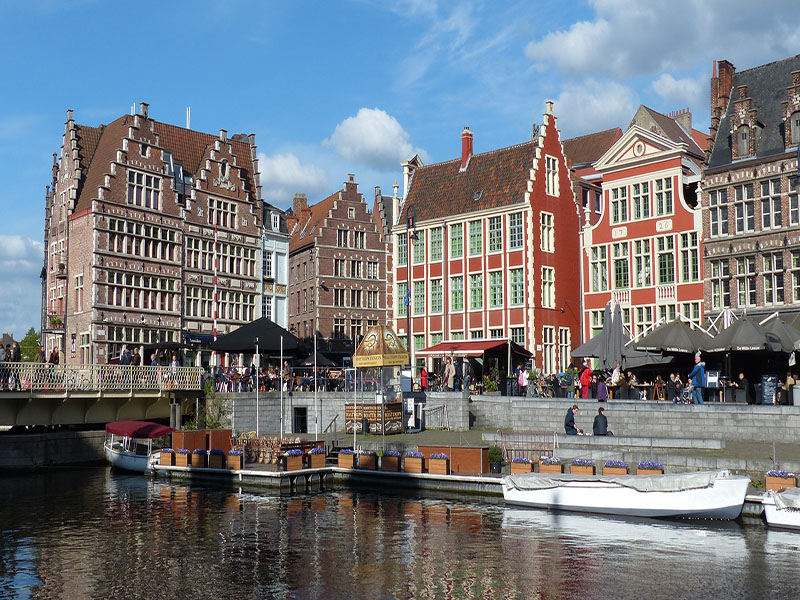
[562,128,622,166]
[289,191,338,253]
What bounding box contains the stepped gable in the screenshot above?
[562,127,622,167]
[75,115,130,213]
[399,140,536,223]
[289,191,337,253]
[708,53,800,169]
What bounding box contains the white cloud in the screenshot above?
[651,74,705,109]
[0,235,44,337]
[257,152,329,208]
[324,108,428,170]
[553,79,638,138]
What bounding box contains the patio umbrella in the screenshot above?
[211,317,302,354]
[702,315,770,353]
[762,317,800,353]
[601,303,625,370]
[571,331,605,358]
[298,352,335,367]
[633,319,713,354]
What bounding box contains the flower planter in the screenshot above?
[308,453,326,469]
[637,468,664,476]
[510,462,533,474]
[359,455,377,470]
[381,456,400,472]
[160,452,175,466]
[603,466,629,476]
[226,454,244,470]
[539,463,563,474]
[571,465,596,476]
[429,458,450,475]
[404,457,424,473]
[208,454,225,469]
[766,476,797,492]
[175,452,191,467]
[285,455,304,471]
[192,453,207,468]
[338,453,356,469]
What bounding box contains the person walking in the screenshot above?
[688,353,705,405]
[579,361,593,399]
[444,357,456,391]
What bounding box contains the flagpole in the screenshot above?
[255,336,259,437]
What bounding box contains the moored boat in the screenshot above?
[502,469,749,520]
[104,420,172,473]
[763,488,800,530]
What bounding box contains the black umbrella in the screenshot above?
[633,319,713,354]
[703,315,770,353]
[762,317,800,353]
[601,304,625,370]
[298,352,336,367]
[211,317,302,354]
[572,331,605,358]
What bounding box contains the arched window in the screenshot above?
[737,125,750,157]
[791,111,800,146]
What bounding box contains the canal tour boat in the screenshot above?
[104,420,172,473]
[763,488,800,530]
[501,470,750,519]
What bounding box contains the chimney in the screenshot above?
[673,108,692,134]
[460,127,473,171]
[219,129,227,142]
[140,102,149,118]
[293,193,307,215]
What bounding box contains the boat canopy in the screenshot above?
[105,420,172,439]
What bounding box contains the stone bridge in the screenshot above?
[0,363,205,427]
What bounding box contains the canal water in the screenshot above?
[1,469,799,599]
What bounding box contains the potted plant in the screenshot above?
[338,448,356,469]
[404,450,424,473]
[766,469,797,492]
[359,450,377,470]
[226,449,244,469]
[49,316,63,329]
[429,452,450,475]
[208,448,225,469]
[175,448,191,467]
[539,455,563,474]
[603,460,629,476]
[637,461,664,475]
[159,448,175,466]
[510,457,533,474]
[571,458,596,475]
[192,448,207,468]
[308,446,326,469]
[381,449,401,472]
[284,449,304,471]
[488,445,504,473]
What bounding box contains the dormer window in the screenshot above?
[737,125,750,157]
[272,213,280,231]
[348,207,356,219]
[791,112,800,146]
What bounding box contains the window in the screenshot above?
[264,252,273,278]
[590,246,608,292]
[632,182,650,220]
[366,261,379,279]
[350,260,362,279]
[74,274,84,312]
[468,221,482,255]
[763,252,784,305]
[737,125,750,157]
[348,207,356,219]
[451,331,464,341]
[681,302,702,326]
[511,327,525,346]
[430,332,443,346]
[611,187,628,223]
[413,281,424,315]
[127,170,161,209]
[792,251,800,302]
[792,111,800,146]
[635,306,654,338]
[736,256,757,307]
[471,330,483,340]
[656,236,675,285]
[613,242,629,289]
[633,240,651,287]
[734,184,755,233]
[558,328,571,372]
[366,290,379,309]
[469,274,483,309]
[791,189,800,226]
[414,334,424,351]
[488,217,502,252]
[654,177,673,216]
[413,230,425,264]
[540,212,554,252]
[680,232,699,283]
[489,271,503,307]
[545,155,558,196]
[590,310,604,337]
[430,228,443,261]
[658,304,677,322]
[272,213,280,231]
[509,213,523,249]
[542,326,555,374]
[208,198,237,228]
[595,191,602,213]
[397,234,407,266]
[350,289,361,308]
[337,229,348,247]
[353,231,365,249]
[709,189,729,237]
[397,283,408,317]
[490,328,504,339]
[333,318,346,338]
[263,296,272,321]
[431,279,443,313]
[760,179,781,230]
[334,288,346,307]
[509,268,524,306]
[450,224,463,258]
[541,267,555,308]
[334,259,345,277]
[451,276,464,311]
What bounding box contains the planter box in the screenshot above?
[192,453,207,468]
[285,455,304,471]
[571,465,596,476]
[381,456,400,472]
[338,453,356,469]
[359,455,377,470]
[404,457,424,473]
[208,454,225,469]
[226,454,244,470]
[308,453,326,469]
[766,475,798,492]
[160,452,175,466]
[637,468,664,476]
[603,466,629,476]
[539,463,563,474]
[429,458,450,475]
[175,452,192,467]
[510,462,533,474]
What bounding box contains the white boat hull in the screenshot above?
[763,494,800,530]
[105,443,157,474]
[502,471,749,520]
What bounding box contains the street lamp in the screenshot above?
[406,205,417,375]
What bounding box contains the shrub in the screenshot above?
[488,445,504,464]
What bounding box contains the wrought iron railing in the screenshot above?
[0,362,204,392]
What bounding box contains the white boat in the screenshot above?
[501,469,749,519]
[104,420,173,473]
[763,488,800,530]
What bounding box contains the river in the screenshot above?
[1,469,798,599]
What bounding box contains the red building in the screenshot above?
[393,102,583,377]
[581,106,707,341]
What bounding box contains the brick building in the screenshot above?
[702,54,800,324]
[393,102,583,377]
[43,104,264,366]
[581,105,707,341]
[287,175,389,363]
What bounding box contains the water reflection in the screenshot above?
[1,469,799,599]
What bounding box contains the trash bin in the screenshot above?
[793,385,800,406]
[361,417,369,435]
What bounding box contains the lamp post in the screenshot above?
[312,248,319,441]
[406,205,417,374]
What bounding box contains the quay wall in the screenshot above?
[0,430,105,471]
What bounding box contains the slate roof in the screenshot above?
[289,191,338,253]
[562,128,622,167]
[708,53,800,170]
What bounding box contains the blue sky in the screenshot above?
[2,0,800,337]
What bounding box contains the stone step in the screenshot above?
[482,431,724,450]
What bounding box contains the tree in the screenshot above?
[20,328,40,362]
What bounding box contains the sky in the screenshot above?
[1,0,800,338]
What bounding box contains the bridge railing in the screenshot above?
[0,362,205,392]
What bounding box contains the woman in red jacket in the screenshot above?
[579,361,593,399]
